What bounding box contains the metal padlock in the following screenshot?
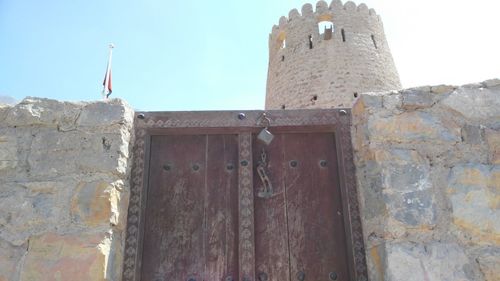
[257,127,274,145]
[256,112,274,145]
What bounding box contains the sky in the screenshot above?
[1,0,499,111]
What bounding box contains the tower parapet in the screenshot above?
[266,0,401,109]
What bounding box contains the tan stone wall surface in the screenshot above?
[2,79,499,281]
[0,98,134,281]
[265,0,401,110]
[352,79,500,281]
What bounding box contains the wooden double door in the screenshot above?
[123,110,366,281]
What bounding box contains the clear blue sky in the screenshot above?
[1,0,499,111]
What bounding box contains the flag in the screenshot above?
[102,44,114,99]
[103,68,112,98]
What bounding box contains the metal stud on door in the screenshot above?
[257,272,268,281]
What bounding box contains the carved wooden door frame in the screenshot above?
[122,109,368,281]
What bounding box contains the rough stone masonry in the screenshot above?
[1,80,499,281]
[352,79,500,281]
[0,98,134,281]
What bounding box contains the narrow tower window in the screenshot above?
[281,104,286,110]
[341,29,346,42]
[308,35,313,49]
[281,55,285,62]
[277,32,286,49]
[371,35,378,49]
[318,21,334,40]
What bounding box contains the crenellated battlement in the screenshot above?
[269,0,382,53]
[271,0,379,32]
[270,1,379,34]
[265,1,401,110]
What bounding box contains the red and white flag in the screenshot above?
[102,44,114,99]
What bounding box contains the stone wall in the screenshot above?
[0,98,134,281]
[2,80,499,281]
[352,79,500,281]
[265,0,401,110]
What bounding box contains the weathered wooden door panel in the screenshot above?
[254,134,290,281]
[205,135,240,280]
[284,133,349,281]
[254,133,349,281]
[122,110,368,281]
[141,135,239,281]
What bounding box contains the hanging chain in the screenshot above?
[260,149,267,164]
[257,148,273,198]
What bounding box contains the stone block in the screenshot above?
[366,244,385,281]
[430,84,456,95]
[485,129,500,164]
[358,163,386,220]
[461,124,484,145]
[77,99,133,128]
[0,105,10,123]
[404,85,432,93]
[357,92,384,109]
[401,88,434,110]
[483,78,500,88]
[462,82,484,89]
[28,129,129,177]
[368,111,461,144]
[382,93,402,111]
[0,133,17,173]
[71,181,125,228]
[0,238,26,281]
[0,182,67,246]
[4,97,82,128]
[0,128,38,181]
[441,86,500,122]
[387,190,435,227]
[384,242,476,281]
[375,149,432,192]
[357,149,437,235]
[374,149,436,228]
[20,232,109,281]
[475,247,500,281]
[448,164,500,245]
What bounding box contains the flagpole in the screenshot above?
[102,43,114,100]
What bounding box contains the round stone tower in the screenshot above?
[265,0,401,109]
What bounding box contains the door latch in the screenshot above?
[256,112,274,145]
[256,149,273,199]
